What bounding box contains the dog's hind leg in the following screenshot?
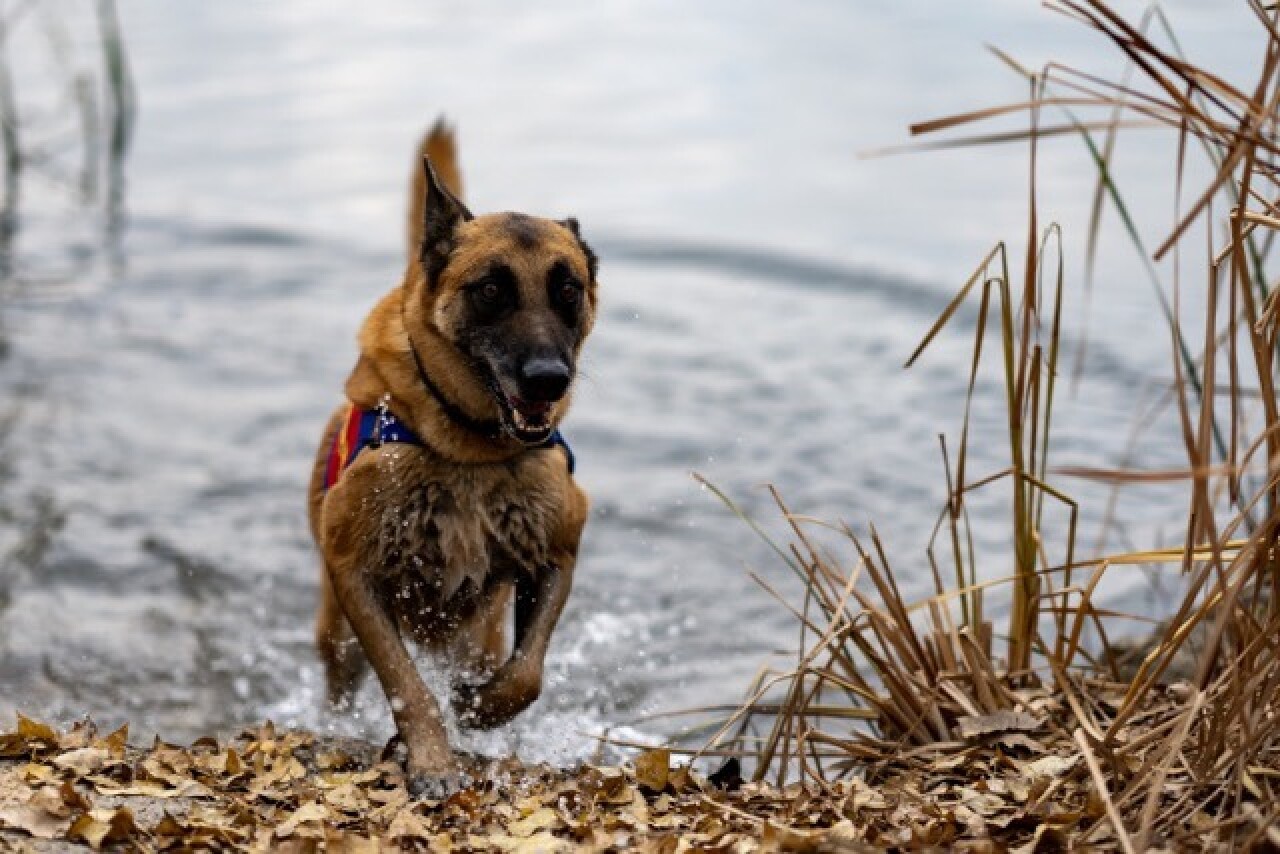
[316,566,368,706]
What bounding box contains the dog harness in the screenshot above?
[323,403,575,491]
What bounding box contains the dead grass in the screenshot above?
[693,1,1280,849]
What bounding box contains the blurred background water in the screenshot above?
[0,1,1261,762]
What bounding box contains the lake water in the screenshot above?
[0,1,1260,762]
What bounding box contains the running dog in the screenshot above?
[307,119,596,795]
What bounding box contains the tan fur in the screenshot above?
[310,119,595,791]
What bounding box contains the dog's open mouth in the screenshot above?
[495,390,556,445]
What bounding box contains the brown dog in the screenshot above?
[307,120,596,795]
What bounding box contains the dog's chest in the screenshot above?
[372,450,564,601]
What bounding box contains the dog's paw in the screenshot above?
[407,769,470,801]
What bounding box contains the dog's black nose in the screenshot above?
[518,357,571,402]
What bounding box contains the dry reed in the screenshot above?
[698,2,1280,848]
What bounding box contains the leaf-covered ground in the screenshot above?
[0,713,1144,852]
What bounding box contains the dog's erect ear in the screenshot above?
[419,156,474,284]
[559,217,598,283]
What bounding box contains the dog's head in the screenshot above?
[408,159,598,446]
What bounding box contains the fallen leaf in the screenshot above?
[0,785,71,839]
[66,807,137,850]
[92,777,213,799]
[475,831,573,853]
[102,724,128,759]
[1023,754,1079,780]
[274,801,331,839]
[324,781,369,813]
[387,805,435,841]
[634,748,671,793]
[667,764,702,794]
[992,732,1046,754]
[16,715,59,746]
[957,711,1044,740]
[53,746,108,776]
[508,806,560,837]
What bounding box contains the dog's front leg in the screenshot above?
[329,562,463,795]
[452,552,574,729]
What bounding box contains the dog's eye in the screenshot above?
[477,281,500,303]
[557,282,581,306]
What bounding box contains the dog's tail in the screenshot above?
[407,117,465,260]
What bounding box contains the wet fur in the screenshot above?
[308,120,596,791]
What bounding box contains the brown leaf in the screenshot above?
[16,715,59,745]
[634,748,671,793]
[102,723,128,759]
[0,715,60,759]
[66,807,137,850]
[667,764,703,794]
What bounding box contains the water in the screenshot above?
[0,2,1260,761]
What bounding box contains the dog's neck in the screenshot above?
[400,302,507,442]
[345,287,535,464]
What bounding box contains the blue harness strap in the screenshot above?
[546,429,575,475]
[323,404,575,490]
